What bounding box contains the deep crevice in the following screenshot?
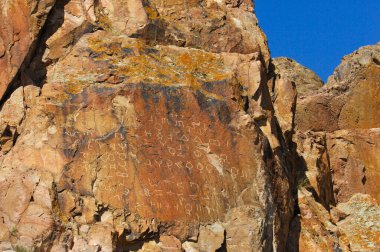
[0,0,98,108]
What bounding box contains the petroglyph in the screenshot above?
[58,85,259,222]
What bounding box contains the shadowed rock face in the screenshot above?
[0,0,55,100]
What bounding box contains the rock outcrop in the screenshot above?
[0,0,379,251]
[0,0,55,100]
[295,44,380,132]
[0,1,294,251]
[275,44,380,251]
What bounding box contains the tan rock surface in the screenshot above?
[268,57,323,138]
[271,57,324,98]
[96,0,270,61]
[327,129,380,204]
[296,44,380,132]
[335,194,380,251]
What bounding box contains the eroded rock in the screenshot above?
[0,29,292,251]
[0,0,55,99]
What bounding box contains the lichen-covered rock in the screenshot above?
[96,0,270,61]
[335,194,380,251]
[0,28,292,250]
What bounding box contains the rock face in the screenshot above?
[275,44,380,251]
[295,44,380,132]
[0,0,56,100]
[271,57,324,98]
[0,1,294,251]
[0,0,379,251]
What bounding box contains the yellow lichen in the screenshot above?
[63,35,231,100]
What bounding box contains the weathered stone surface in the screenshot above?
[286,188,342,252]
[296,44,380,132]
[224,205,269,251]
[27,0,98,84]
[0,0,55,99]
[0,27,291,250]
[335,194,380,251]
[293,131,335,209]
[96,0,270,61]
[286,43,380,252]
[327,43,380,87]
[327,129,380,204]
[292,45,380,207]
[268,57,323,138]
[1,0,378,250]
[271,57,324,98]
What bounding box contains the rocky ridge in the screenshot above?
[0,0,379,251]
[272,43,380,251]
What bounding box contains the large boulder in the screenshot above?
[0,28,292,250]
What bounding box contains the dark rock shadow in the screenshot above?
[0,0,69,107]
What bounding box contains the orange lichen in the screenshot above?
[60,35,232,100]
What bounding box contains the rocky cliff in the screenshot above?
[0,0,378,251]
[272,43,380,252]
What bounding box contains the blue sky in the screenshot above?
[255,1,380,81]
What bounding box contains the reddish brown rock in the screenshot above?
[327,129,380,204]
[96,0,270,61]
[295,44,380,132]
[0,29,292,250]
[0,0,55,99]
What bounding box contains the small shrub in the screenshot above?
[297,176,309,190]
[10,227,18,236]
[13,245,31,252]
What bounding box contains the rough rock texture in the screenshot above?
[333,194,380,251]
[295,44,380,132]
[327,129,380,204]
[0,0,56,100]
[0,0,379,251]
[276,44,380,251]
[96,0,270,60]
[0,1,293,250]
[271,57,324,98]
